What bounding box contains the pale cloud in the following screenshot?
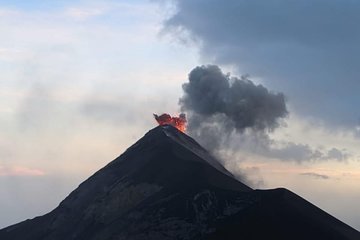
[324,148,350,162]
[0,166,45,176]
[64,7,109,20]
[300,172,330,180]
[0,48,32,62]
[0,8,19,17]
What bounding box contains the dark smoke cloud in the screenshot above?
[180,65,288,133]
[180,65,351,166]
[179,65,285,185]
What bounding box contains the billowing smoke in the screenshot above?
[180,65,288,150]
[178,65,350,187]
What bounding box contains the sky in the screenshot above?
[0,0,359,231]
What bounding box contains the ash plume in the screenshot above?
[178,65,289,187]
[179,65,351,182]
[180,65,288,150]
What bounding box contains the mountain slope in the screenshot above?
[0,125,359,240]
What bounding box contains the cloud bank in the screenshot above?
[164,0,360,129]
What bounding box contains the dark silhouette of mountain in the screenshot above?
[0,125,359,240]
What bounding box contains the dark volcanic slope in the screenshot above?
[0,125,359,240]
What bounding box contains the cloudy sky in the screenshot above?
[1,0,359,231]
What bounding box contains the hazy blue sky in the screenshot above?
[1,0,359,231]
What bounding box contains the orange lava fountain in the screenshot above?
[153,113,187,132]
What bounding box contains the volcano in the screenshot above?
[0,125,359,240]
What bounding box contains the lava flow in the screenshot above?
[153,113,187,132]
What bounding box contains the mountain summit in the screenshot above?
[1,125,359,240]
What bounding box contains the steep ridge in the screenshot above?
[0,125,359,240]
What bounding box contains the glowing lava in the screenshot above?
[153,113,187,132]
